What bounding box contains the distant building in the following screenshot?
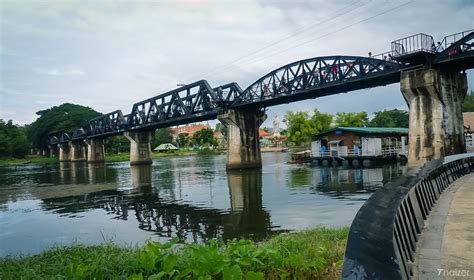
[170,124,211,140]
[311,127,409,165]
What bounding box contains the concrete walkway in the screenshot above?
[415,173,474,279]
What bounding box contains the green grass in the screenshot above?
[0,156,58,166]
[0,227,349,280]
[105,150,201,162]
[0,150,219,166]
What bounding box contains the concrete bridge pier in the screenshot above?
[218,108,267,170]
[58,143,71,162]
[125,130,153,165]
[70,141,86,162]
[401,68,467,166]
[85,138,105,163]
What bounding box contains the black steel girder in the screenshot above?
[232,56,401,108]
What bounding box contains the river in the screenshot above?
[0,152,406,257]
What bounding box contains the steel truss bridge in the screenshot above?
[50,30,474,144]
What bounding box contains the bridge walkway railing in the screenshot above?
[341,153,474,280]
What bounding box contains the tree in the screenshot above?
[151,128,173,148]
[283,109,333,146]
[0,120,31,158]
[334,112,368,127]
[27,103,100,149]
[216,123,228,137]
[177,133,190,148]
[104,136,130,154]
[193,128,218,147]
[310,109,333,133]
[369,109,409,128]
[463,90,474,112]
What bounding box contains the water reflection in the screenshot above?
[88,163,108,184]
[0,154,407,257]
[224,170,272,239]
[131,165,152,190]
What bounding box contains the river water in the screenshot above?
[0,153,406,257]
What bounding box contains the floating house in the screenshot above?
[311,127,409,166]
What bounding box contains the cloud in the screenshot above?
[36,67,84,76]
[0,0,473,125]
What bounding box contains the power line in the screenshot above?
[218,0,414,77]
[185,0,369,81]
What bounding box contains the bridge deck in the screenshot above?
[414,173,474,279]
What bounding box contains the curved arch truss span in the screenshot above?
[233,56,401,107]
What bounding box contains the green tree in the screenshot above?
[104,136,130,154]
[463,90,474,112]
[193,128,218,147]
[334,112,368,127]
[369,109,409,128]
[283,109,333,146]
[28,103,100,149]
[0,120,31,158]
[177,133,190,148]
[216,123,228,137]
[151,128,173,149]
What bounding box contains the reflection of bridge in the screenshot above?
[41,167,274,242]
[50,30,474,168]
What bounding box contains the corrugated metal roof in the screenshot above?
[337,127,409,134]
[312,127,408,139]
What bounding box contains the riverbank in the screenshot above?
[0,155,58,166]
[0,227,349,279]
[106,149,221,162]
[0,150,223,166]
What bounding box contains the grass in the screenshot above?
[0,155,58,166]
[105,150,201,162]
[0,227,349,280]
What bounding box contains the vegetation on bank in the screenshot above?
[0,155,58,166]
[0,149,222,166]
[0,227,349,280]
[105,150,204,162]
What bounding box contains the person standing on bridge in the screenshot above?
[437,41,444,52]
[331,63,339,80]
[272,80,278,96]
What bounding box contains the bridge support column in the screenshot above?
[125,130,153,165]
[85,139,105,163]
[401,68,467,166]
[218,108,266,170]
[70,141,86,162]
[58,143,71,162]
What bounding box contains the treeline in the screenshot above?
[2,90,474,159]
[283,109,409,146]
[0,120,30,158]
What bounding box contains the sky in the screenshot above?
[1,0,473,128]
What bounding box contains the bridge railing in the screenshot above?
[391,33,435,57]
[341,153,474,280]
[439,29,474,49]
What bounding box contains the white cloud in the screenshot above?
[37,67,84,76]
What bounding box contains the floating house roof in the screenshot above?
[312,127,409,140]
